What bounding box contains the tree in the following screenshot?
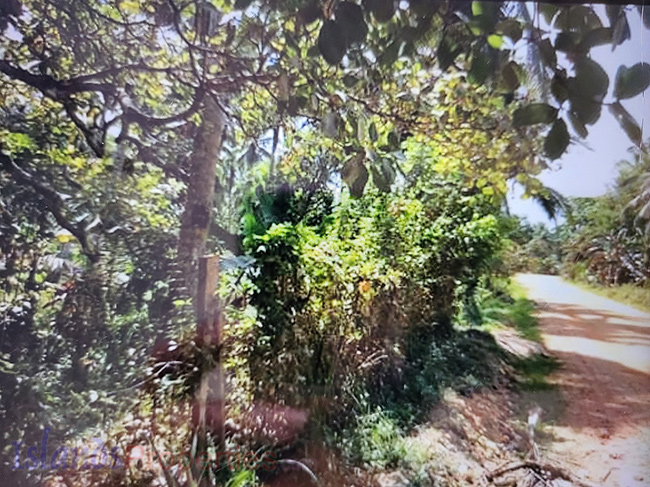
[564,145,650,286]
[2,1,649,203]
[2,2,650,483]
[3,2,649,308]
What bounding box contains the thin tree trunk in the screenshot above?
[175,96,225,304]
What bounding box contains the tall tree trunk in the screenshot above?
[175,96,225,304]
[164,96,226,487]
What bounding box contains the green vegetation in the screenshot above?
[512,354,561,392]
[570,280,650,313]
[500,221,566,275]
[1,1,649,486]
[461,278,541,342]
[507,146,650,313]
[562,149,650,289]
[341,409,408,469]
[507,298,542,343]
[472,278,558,390]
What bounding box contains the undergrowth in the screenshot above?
[331,329,509,473]
[570,279,650,313]
[507,298,541,342]
[505,279,561,390]
[512,354,561,391]
[325,274,560,482]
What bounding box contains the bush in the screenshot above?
[222,175,505,433]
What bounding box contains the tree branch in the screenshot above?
[122,88,206,128]
[62,100,106,157]
[487,460,600,487]
[0,150,100,263]
[1,59,209,158]
[0,60,116,98]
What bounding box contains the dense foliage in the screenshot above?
[563,147,650,287]
[1,1,650,486]
[504,145,650,290]
[233,160,501,405]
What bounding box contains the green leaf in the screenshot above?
[554,31,579,52]
[555,6,597,31]
[341,154,369,198]
[346,113,358,136]
[579,27,612,50]
[234,0,254,9]
[574,58,609,101]
[120,0,140,13]
[437,36,460,71]
[56,231,75,243]
[538,38,557,67]
[322,111,340,138]
[226,469,257,487]
[400,25,427,43]
[363,0,394,23]
[379,40,401,66]
[368,122,378,142]
[343,75,358,88]
[357,113,368,142]
[568,92,602,126]
[468,50,491,85]
[609,102,642,147]
[567,74,602,126]
[550,77,569,103]
[467,19,484,35]
[297,2,322,25]
[565,6,602,33]
[387,130,400,150]
[544,119,570,160]
[611,12,631,49]
[501,61,520,92]
[401,40,415,58]
[318,20,346,65]
[539,4,559,25]
[481,186,495,196]
[470,1,498,33]
[614,63,650,100]
[496,19,522,43]
[512,103,558,128]
[336,2,368,46]
[568,111,589,138]
[408,0,440,17]
[471,1,499,22]
[0,354,15,374]
[487,34,503,49]
[3,132,35,151]
[370,160,395,192]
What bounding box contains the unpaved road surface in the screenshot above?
[515,274,650,487]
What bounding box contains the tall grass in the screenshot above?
[571,280,650,313]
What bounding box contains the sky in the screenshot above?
[508,5,649,225]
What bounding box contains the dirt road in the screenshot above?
[514,274,650,487]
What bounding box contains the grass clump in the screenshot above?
[506,280,560,389]
[507,298,541,342]
[344,409,408,469]
[512,354,561,391]
[571,280,650,313]
[469,278,559,390]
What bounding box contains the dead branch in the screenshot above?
[487,461,600,487]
